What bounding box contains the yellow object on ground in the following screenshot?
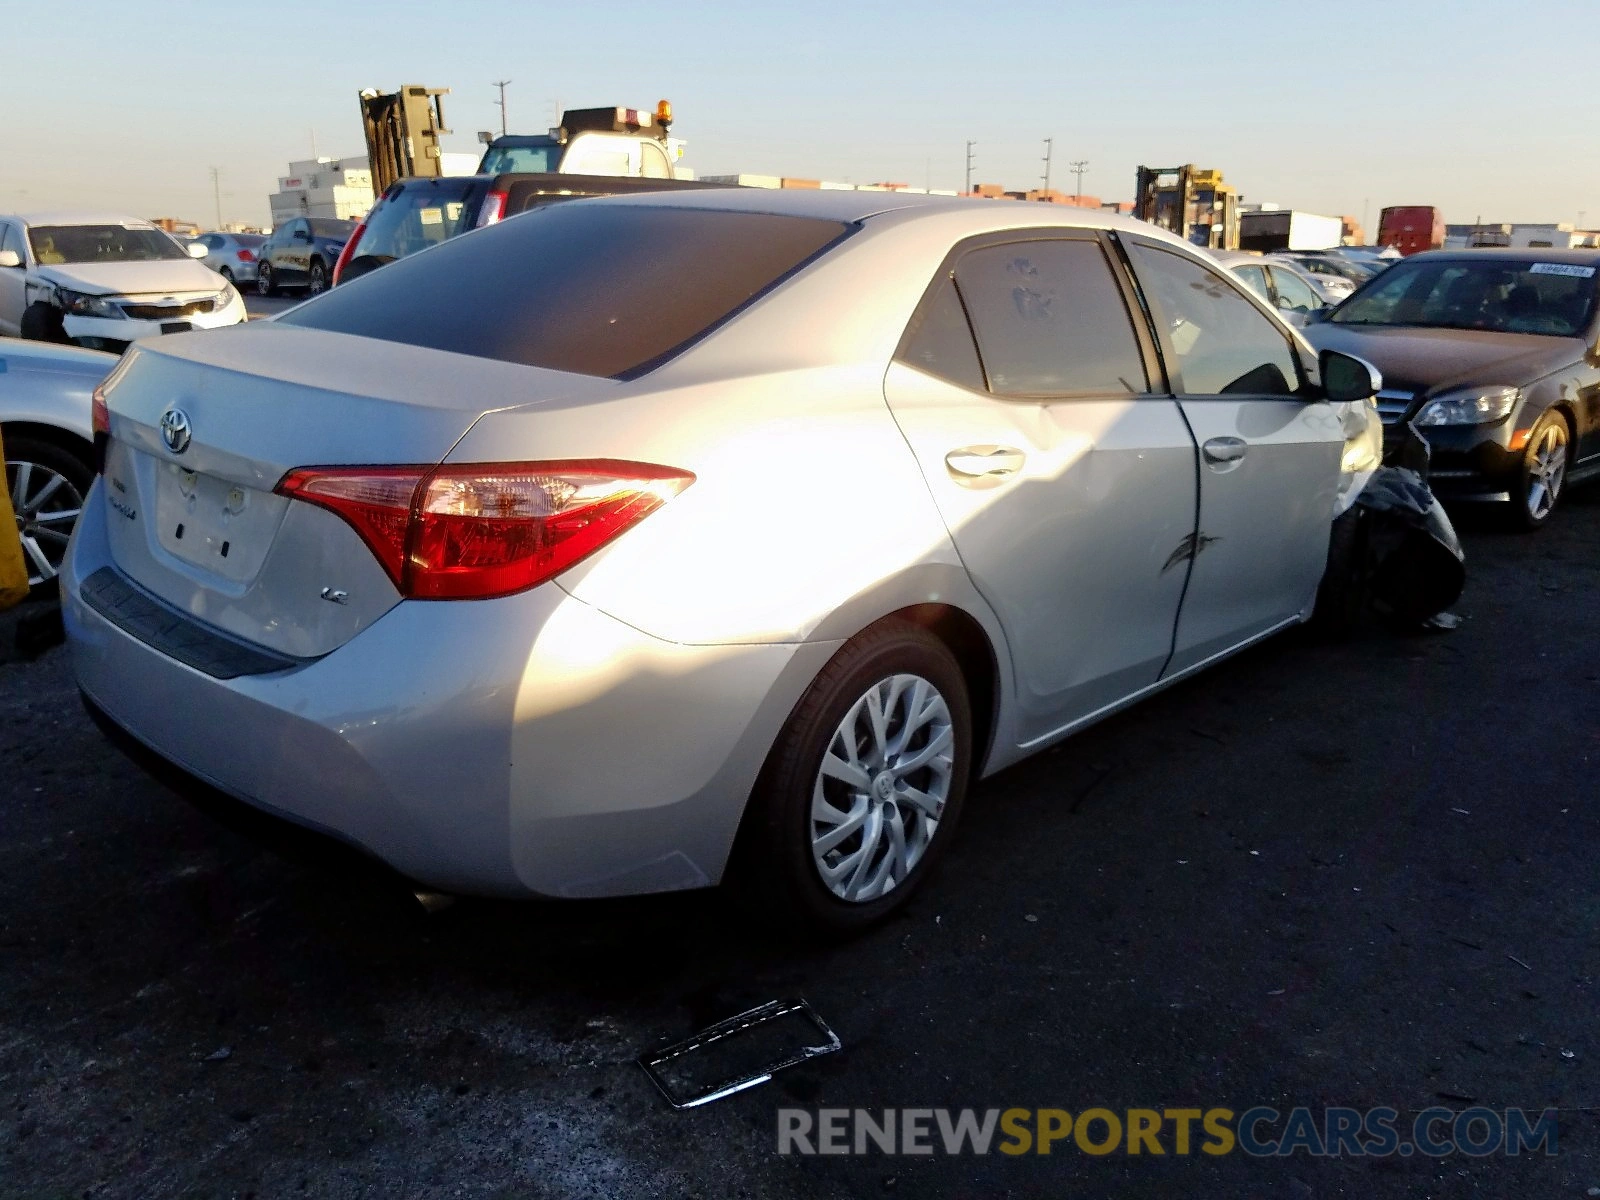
[0,430,32,610]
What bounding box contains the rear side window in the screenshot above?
[283,204,852,378]
[954,239,1149,396]
[895,274,985,392]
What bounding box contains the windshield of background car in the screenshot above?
[350,181,488,264]
[307,219,355,240]
[281,204,853,378]
[478,142,562,174]
[28,224,186,264]
[1332,259,1597,336]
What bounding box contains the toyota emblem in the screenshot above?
[160,408,192,455]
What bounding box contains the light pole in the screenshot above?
[492,79,512,137]
[965,140,975,195]
[1069,159,1088,201]
[209,166,222,229]
[1041,138,1053,193]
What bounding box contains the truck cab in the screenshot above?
[477,103,684,180]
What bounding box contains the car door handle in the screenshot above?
[1201,437,1248,470]
[945,446,1026,481]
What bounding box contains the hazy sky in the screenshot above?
[2,0,1595,232]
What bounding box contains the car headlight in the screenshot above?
[214,281,238,310]
[1415,386,1520,427]
[55,289,125,319]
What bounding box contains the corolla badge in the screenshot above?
[159,407,192,454]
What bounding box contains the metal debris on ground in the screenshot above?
[640,998,841,1109]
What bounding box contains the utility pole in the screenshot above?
[209,166,222,229]
[1069,159,1088,200]
[492,79,512,136]
[1041,138,1053,193]
[964,140,975,195]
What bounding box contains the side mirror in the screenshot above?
[1320,349,1382,403]
[0,249,20,268]
[186,241,209,258]
[1303,306,1330,325]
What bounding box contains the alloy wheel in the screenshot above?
[1526,423,1567,522]
[7,458,84,586]
[810,673,955,903]
[308,263,327,295]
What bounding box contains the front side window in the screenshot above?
[1127,241,1301,396]
[27,224,187,265]
[282,204,852,378]
[953,239,1149,396]
[2,223,27,259]
[308,218,355,240]
[1269,267,1322,315]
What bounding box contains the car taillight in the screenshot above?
[331,217,367,285]
[91,384,110,473]
[276,460,694,600]
[236,249,256,263]
[475,191,508,228]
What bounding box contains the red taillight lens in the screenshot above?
[91,384,110,473]
[276,460,693,600]
[475,191,508,228]
[236,249,256,263]
[330,217,367,286]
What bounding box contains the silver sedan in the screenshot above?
[192,231,266,285]
[63,190,1383,933]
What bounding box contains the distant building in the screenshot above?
[269,157,374,226]
[1441,222,1599,250]
[147,217,202,237]
[1340,215,1365,245]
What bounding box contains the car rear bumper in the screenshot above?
[62,489,833,899]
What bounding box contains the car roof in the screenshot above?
[4,212,160,228]
[568,184,1194,244]
[1408,247,1600,266]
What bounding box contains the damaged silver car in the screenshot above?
[66,191,1457,934]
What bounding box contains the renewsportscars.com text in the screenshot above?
[777,1106,1558,1158]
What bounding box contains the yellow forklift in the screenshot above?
[1133,165,1241,250]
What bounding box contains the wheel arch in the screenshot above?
[882,602,1002,777]
[1,420,94,464]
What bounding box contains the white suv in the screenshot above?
[0,213,246,352]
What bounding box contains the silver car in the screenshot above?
[2,337,113,589]
[192,232,267,286]
[63,190,1383,933]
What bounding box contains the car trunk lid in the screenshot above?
[96,324,620,658]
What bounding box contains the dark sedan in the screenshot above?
[1305,248,1600,528]
[256,216,355,297]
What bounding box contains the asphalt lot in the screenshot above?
[242,291,300,321]
[2,491,1598,1198]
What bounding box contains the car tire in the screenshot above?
[4,434,94,597]
[307,259,327,295]
[1514,412,1570,530]
[257,262,277,297]
[219,266,234,283]
[736,619,973,936]
[19,302,67,343]
[1310,505,1369,638]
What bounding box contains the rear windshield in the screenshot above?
[308,218,355,240]
[347,179,489,271]
[282,203,853,378]
[479,142,562,175]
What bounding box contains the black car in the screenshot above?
[257,216,356,297]
[333,173,722,286]
[1305,248,1600,528]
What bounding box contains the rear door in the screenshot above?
[883,233,1198,746]
[1123,237,1341,673]
[282,219,311,282]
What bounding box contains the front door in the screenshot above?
[884,234,1198,747]
[1123,237,1342,674]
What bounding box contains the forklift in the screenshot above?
[1133,165,1241,251]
